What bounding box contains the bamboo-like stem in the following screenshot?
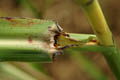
[0,17,98,62]
[76,0,113,46]
[0,18,56,62]
[75,0,120,79]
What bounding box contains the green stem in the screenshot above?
[0,17,97,62]
[0,18,55,62]
[75,0,120,79]
[103,45,120,79]
[79,0,113,46]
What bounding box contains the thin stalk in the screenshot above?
[76,0,113,46]
[75,0,120,79]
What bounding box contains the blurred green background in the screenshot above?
[0,0,120,80]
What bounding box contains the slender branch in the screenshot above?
[75,0,120,79]
[76,0,113,46]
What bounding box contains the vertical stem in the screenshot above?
[81,0,113,46]
[103,45,120,79]
[75,0,120,79]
